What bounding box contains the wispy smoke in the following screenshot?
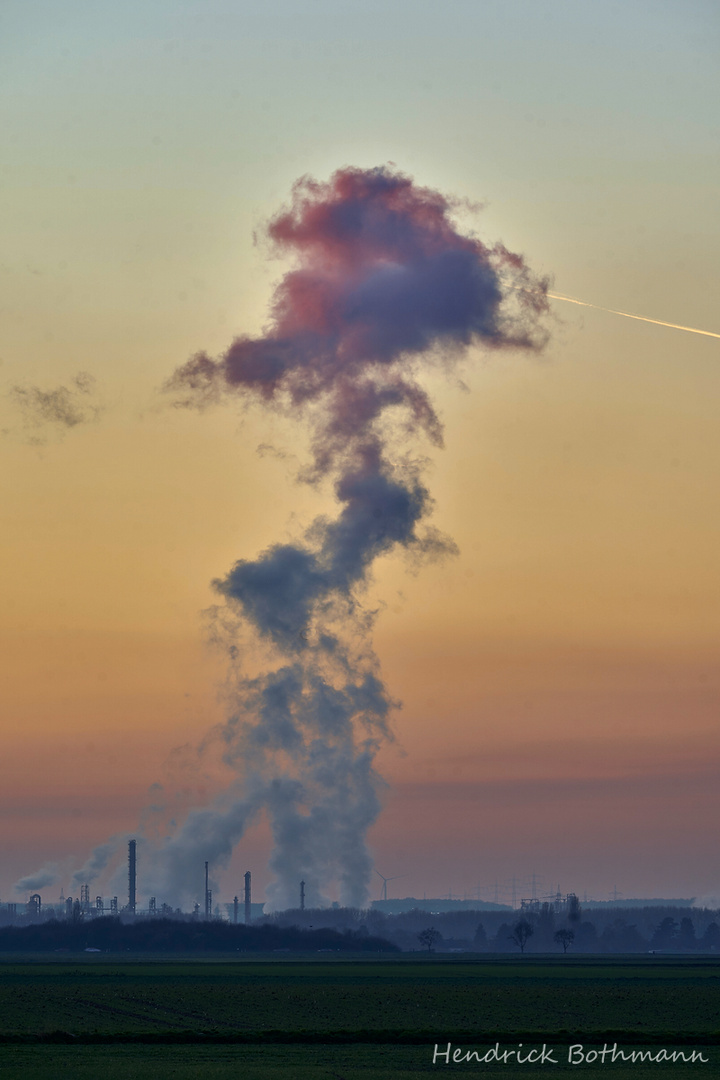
[156,166,549,910]
[70,835,128,892]
[15,864,61,893]
[10,371,102,438]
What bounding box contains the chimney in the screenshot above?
[128,839,137,915]
[204,861,211,920]
[244,870,251,925]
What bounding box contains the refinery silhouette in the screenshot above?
[2,839,698,927]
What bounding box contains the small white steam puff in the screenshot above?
[431,1042,711,1066]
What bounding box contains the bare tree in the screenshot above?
[554,928,575,954]
[417,927,441,953]
[509,919,534,953]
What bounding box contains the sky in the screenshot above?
[1,0,719,910]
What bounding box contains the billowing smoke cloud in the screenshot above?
[169,167,546,418]
[27,167,546,911]
[10,371,102,438]
[155,167,551,907]
[156,166,550,910]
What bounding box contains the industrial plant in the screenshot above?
[1,842,263,926]
[2,835,718,961]
[1,840,710,953]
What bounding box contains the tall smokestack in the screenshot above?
[244,870,251,925]
[233,895,239,924]
[128,839,136,915]
[300,880,305,911]
[204,861,210,920]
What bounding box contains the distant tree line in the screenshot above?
[0,917,399,954]
[262,902,720,954]
[2,902,718,955]
[491,910,720,955]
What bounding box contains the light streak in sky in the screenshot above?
[548,291,720,340]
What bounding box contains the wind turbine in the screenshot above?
[375,869,406,901]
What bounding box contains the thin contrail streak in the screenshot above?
[548,291,720,340]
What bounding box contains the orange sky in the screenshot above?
[1,0,719,909]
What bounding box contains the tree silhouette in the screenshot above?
[601,918,646,953]
[417,927,441,952]
[676,918,696,951]
[473,922,487,949]
[567,895,581,924]
[553,928,575,953]
[701,922,720,952]
[509,919,534,953]
[650,917,678,951]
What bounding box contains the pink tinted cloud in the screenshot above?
[167,164,549,458]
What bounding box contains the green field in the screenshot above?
[0,1043,715,1080]
[0,955,717,1078]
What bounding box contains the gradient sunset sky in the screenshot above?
[2,0,719,909]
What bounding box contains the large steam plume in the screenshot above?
[14,166,547,909]
[157,166,549,910]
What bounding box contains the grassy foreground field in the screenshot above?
[0,1043,715,1080]
[0,955,717,1077]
